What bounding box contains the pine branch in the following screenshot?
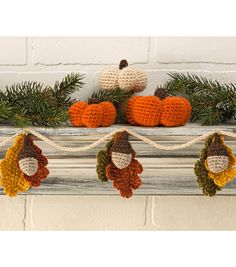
[0,73,84,127]
[89,88,132,104]
[52,73,85,108]
[165,72,236,125]
[0,100,14,121]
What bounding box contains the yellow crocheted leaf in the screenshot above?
[206,140,236,187]
[0,134,31,197]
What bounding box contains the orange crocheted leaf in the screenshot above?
[106,157,143,198]
[127,96,162,127]
[160,97,192,127]
[23,137,49,187]
[0,134,31,197]
[82,104,103,128]
[99,102,117,127]
[68,101,88,126]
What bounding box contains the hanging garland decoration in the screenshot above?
[205,133,236,187]
[97,131,143,198]
[0,133,49,196]
[194,135,221,196]
[0,127,235,197]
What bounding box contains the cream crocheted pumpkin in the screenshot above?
[99,59,147,92]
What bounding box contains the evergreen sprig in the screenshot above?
[88,88,132,104]
[51,72,85,108]
[0,73,84,127]
[165,72,236,125]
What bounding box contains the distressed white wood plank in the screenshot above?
[0,123,234,195]
[1,167,233,195]
[0,122,235,136]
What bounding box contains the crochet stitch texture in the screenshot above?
[106,156,143,198]
[0,134,30,197]
[127,94,191,127]
[127,96,162,126]
[23,135,49,187]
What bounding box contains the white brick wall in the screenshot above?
[0,37,236,230]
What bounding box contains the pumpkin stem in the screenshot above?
[119,59,128,70]
[88,98,101,104]
[154,87,167,99]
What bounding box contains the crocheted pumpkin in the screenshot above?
[68,101,116,128]
[99,59,148,92]
[127,87,192,127]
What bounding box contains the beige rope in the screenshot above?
[0,127,235,152]
[26,127,126,152]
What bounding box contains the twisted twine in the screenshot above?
[0,127,235,152]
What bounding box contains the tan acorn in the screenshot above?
[18,134,39,176]
[110,132,133,169]
[206,133,229,174]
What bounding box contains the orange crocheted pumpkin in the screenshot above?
[68,101,116,128]
[127,95,162,127]
[127,87,191,127]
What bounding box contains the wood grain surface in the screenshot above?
[0,123,235,195]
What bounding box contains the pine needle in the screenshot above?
[165,72,236,125]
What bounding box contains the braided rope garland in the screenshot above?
[0,127,235,152]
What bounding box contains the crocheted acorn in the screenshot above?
[99,59,148,92]
[205,133,236,187]
[68,100,116,128]
[126,87,191,127]
[18,134,39,176]
[105,131,143,198]
[21,134,49,187]
[206,133,229,174]
[110,132,133,169]
[194,135,221,196]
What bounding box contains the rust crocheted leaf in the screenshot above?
[106,156,143,198]
[23,135,49,187]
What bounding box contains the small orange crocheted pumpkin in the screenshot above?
[68,101,116,128]
[127,87,191,127]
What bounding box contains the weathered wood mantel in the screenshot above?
[0,123,236,195]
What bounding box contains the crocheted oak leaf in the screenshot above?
[0,134,30,197]
[106,155,143,198]
[205,134,236,187]
[96,140,113,182]
[23,135,49,187]
[194,135,221,196]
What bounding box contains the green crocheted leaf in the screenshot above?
[194,135,221,196]
[96,140,114,182]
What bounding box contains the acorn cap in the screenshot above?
[110,132,133,154]
[19,134,38,160]
[207,133,228,157]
